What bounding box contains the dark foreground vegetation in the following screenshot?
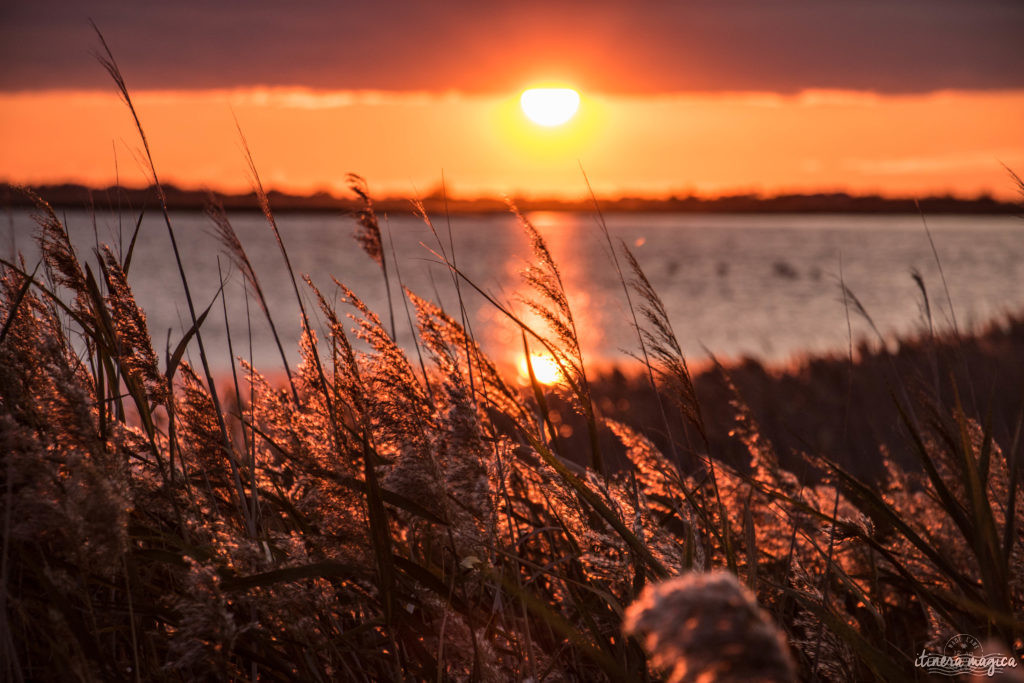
[585,315,1024,484]
[1,36,1022,682]
[4,187,1023,681]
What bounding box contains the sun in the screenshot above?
[520,88,580,127]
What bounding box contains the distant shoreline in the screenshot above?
[3,182,1020,215]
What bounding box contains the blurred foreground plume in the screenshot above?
[624,571,797,683]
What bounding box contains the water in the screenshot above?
[4,208,1022,376]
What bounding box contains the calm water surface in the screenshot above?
[5,209,1022,375]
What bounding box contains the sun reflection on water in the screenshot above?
[518,353,564,385]
[484,211,606,380]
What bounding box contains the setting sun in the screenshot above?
[520,88,580,126]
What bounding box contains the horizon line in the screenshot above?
[4,181,1019,214]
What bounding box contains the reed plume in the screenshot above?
[624,571,796,682]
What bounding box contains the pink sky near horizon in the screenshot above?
[1,87,1022,201]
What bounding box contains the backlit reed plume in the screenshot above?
[623,571,796,682]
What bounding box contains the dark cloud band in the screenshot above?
[2,0,1022,93]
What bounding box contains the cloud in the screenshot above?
[1,0,1022,93]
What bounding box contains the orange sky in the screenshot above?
[2,3,1022,200]
[2,87,1022,199]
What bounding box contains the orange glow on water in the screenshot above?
[487,211,606,377]
[519,353,563,385]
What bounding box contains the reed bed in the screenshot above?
[1,35,1022,681]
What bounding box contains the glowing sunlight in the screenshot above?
[519,353,564,385]
[520,88,581,126]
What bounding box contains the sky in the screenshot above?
[1,1,1023,199]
